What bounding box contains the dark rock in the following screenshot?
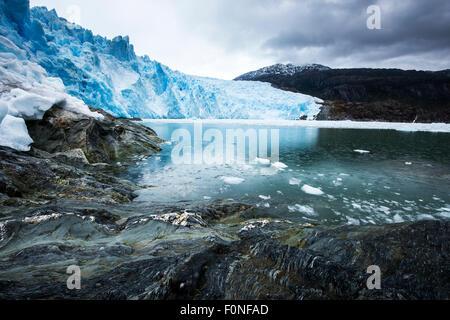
[0,205,447,300]
[26,104,164,164]
[0,146,138,203]
[0,104,165,205]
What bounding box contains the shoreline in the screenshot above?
[140,119,450,133]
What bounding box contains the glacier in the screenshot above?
[0,0,321,151]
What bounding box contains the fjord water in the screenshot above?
[127,121,450,226]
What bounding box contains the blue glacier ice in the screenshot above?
[0,0,321,124]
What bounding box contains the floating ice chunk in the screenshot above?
[378,206,391,214]
[240,164,254,171]
[393,214,405,223]
[405,162,412,165]
[288,204,316,216]
[437,207,450,218]
[417,214,436,221]
[437,206,450,218]
[260,166,280,176]
[272,162,288,170]
[351,202,362,210]
[289,178,302,186]
[263,203,270,208]
[301,185,324,196]
[354,149,370,154]
[220,176,245,185]
[259,195,271,200]
[438,211,450,218]
[346,217,360,225]
[203,196,212,200]
[0,115,33,151]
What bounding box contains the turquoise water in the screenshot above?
[126,122,450,226]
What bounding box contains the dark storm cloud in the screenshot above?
[174,0,450,72]
[259,0,450,69]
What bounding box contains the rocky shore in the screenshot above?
[0,107,449,300]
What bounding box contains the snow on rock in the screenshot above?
[301,184,325,196]
[0,48,103,150]
[0,49,103,120]
[0,2,105,151]
[235,63,331,80]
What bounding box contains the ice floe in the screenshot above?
[301,185,325,196]
[220,176,245,185]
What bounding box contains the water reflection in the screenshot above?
[124,121,450,227]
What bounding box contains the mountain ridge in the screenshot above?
[235,63,331,80]
[235,65,450,122]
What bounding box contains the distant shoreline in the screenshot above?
[141,119,450,133]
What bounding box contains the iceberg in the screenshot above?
[301,185,325,196]
[220,176,245,185]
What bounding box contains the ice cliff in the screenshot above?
[0,0,321,151]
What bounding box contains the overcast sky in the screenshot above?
[30,0,450,80]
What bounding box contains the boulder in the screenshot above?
[26,104,164,164]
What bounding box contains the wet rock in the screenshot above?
[144,212,208,229]
[31,148,90,166]
[302,220,450,300]
[26,105,164,165]
[0,146,137,204]
[0,170,22,197]
[0,213,447,300]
